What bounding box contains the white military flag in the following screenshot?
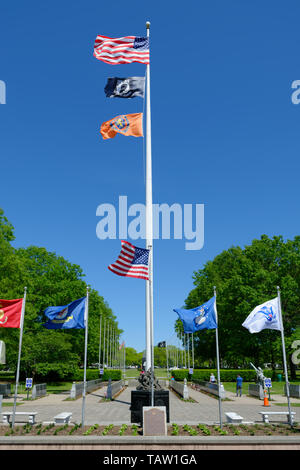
[242,297,282,333]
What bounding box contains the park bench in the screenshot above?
[2,411,37,425]
[259,411,296,424]
[53,412,72,424]
[225,412,244,424]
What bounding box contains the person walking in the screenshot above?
[236,374,243,397]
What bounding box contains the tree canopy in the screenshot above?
[176,235,300,374]
[0,208,121,379]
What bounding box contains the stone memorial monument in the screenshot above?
[131,369,170,425]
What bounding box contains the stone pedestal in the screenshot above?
[130,390,170,424]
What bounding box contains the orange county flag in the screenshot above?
[100,113,143,140]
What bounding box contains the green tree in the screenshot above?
[179,235,300,376]
[0,208,122,378]
[125,347,142,367]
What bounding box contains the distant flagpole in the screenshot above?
[81,287,89,428]
[12,287,27,429]
[99,314,102,372]
[213,286,223,429]
[145,20,153,376]
[277,286,293,426]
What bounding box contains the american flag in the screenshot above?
[93,35,150,65]
[108,240,149,280]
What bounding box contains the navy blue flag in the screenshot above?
[104,77,145,99]
[174,296,217,333]
[43,297,87,329]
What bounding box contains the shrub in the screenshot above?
[33,362,78,381]
[73,369,122,382]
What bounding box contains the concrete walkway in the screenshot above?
[1,385,299,426]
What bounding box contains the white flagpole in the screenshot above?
[166,341,169,378]
[145,20,153,373]
[214,286,223,429]
[148,245,154,406]
[103,318,106,368]
[192,333,194,370]
[12,287,27,429]
[81,287,89,428]
[123,342,126,379]
[277,286,293,426]
[98,314,102,372]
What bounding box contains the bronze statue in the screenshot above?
[136,369,162,391]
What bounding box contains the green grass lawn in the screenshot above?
[124,368,170,379]
[222,381,300,396]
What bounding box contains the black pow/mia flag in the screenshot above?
[157,341,166,348]
[104,77,145,98]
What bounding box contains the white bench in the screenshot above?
[53,412,72,424]
[2,412,37,425]
[259,411,296,424]
[225,412,244,424]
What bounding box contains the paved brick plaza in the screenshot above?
[2,384,299,426]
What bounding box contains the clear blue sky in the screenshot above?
[1,1,299,352]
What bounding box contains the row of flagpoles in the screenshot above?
[0,288,91,428]
[0,287,128,428]
[0,284,293,428]
[174,286,293,428]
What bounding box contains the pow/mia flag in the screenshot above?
[104,77,145,98]
[157,341,166,348]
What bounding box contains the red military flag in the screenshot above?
[0,298,23,328]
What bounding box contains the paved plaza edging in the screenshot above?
[0,435,300,450]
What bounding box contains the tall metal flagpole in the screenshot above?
[277,286,293,426]
[12,287,27,429]
[213,286,223,429]
[148,245,154,406]
[145,21,153,373]
[81,287,89,428]
[99,314,102,372]
[107,321,110,368]
[103,318,106,368]
[192,333,194,370]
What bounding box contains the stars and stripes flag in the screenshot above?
[93,35,150,65]
[108,240,149,280]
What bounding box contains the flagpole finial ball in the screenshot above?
[146,21,150,29]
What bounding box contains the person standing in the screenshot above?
[236,374,243,397]
[209,373,216,383]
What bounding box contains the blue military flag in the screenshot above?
[43,297,87,329]
[174,296,217,333]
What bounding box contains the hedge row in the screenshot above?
[171,369,272,382]
[14,364,123,382]
[73,369,122,382]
